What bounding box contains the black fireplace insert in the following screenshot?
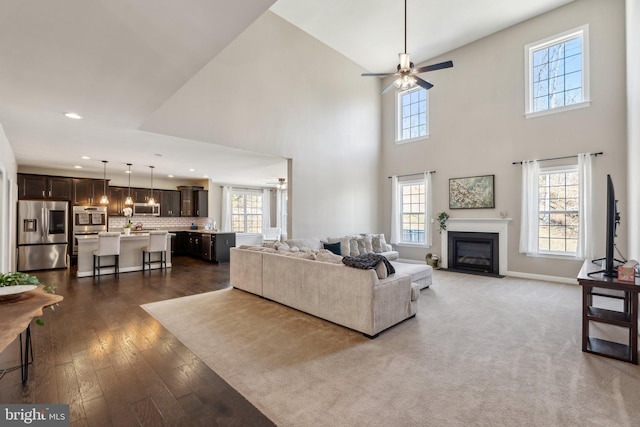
[448,231,499,275]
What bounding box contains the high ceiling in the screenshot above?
[0,0,573,186]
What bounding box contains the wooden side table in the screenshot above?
[577,260,639,364]
[0,287,63,382]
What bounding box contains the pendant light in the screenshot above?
[99,160,109,204]
[124,163,133,205]
[148,165,156,205]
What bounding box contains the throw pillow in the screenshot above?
[378,234,388,251]
[323,242,342,255]
[371,235,383,253]
[375,261,388,279]
[349,238,360,256]
[316,250,344,264]
[356,237,367,254]
[362,234,374,253]
[327,237,350,257]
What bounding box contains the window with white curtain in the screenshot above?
[399,181,426,244]
[537,166,579,254]
[231,191,262,234]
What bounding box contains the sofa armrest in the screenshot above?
[230,248,264,296]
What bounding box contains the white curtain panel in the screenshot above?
[390,175,401,244]
[221,186,232,232]
[577,153,593,259]
[276,190,283,230]
[262,189,271,234]
[519,160,540,254]
[424,172,433,247]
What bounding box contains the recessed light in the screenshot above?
[203,175,209,178]
[64,112,83,119]
[74,165,82,169]
[125,170,132,174]
[81,156,90,160]
[189,168,195,172]
[168,175,174,178]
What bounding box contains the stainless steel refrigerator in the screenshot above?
[17,200,69,271]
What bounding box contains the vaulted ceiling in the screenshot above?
[0,0,573,185]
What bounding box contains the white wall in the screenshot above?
[141,11,382,238]
[627,0,640,260]
[0,123,18,272]
[381,0,627,279]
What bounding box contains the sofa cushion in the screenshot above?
[323,242,342,255]
[372,234,388,253]
[391,262,433,289]
[316,250,344,264]
[285,238,323,251]
[362,235,374,253]
[356,238,367,254]
[376,262,388,279]
[327,237,350,256]
[349,238,361,256]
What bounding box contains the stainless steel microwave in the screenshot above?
[133,203,160,216]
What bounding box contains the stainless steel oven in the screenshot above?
[72,205,108,255]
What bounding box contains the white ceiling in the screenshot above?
[0,0,573,186]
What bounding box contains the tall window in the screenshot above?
[525,25,589,117]
[538,166,579,254]
[232,192,262,234]
[396,87,428,142]
[400,181,425,244]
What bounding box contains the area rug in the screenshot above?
[141,272,640,426]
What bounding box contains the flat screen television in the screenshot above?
[591,174,621,277]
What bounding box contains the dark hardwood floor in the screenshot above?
[0,256,275,427]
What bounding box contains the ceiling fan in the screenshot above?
[362,0,453,95]
[267,178,287,190]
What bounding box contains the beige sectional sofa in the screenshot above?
[230,247,420,338]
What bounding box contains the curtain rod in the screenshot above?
[387,170,436,179]
[512,152,603,165]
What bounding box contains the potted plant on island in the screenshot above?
[123,207,133,234]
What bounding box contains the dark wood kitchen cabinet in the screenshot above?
[107,186,126,216]
[18,174,72,200]
[178,186,208,217]
[187,232,202,256]
[73,178,108,205]
[160,190,181,217]
[194,189,208,217]
[211,232,236,263]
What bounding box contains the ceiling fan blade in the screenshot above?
[414,60,454,74]
[362,72,397,77]
[415,77,434,91]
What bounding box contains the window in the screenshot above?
[525,25,589,117]
[396,87,428,142]
[231,192,262,234]
[538,166,579,254]
[400,181,426,244]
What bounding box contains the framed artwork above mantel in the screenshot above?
[449,175,495,209]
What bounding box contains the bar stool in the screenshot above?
[142,230,168,272]
[93,232,121,277]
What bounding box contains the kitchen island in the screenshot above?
[76,232,174,277]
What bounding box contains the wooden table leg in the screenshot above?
[582,285,590,352]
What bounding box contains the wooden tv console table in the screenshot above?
[577,260,639,364]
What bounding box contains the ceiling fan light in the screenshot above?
[399,53,411,71]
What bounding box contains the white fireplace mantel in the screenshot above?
[441,218,512,276]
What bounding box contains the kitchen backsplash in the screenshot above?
[109,216,213,230]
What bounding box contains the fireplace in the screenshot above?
[448,231,499,275]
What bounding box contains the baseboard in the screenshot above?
[506,270,578,285]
